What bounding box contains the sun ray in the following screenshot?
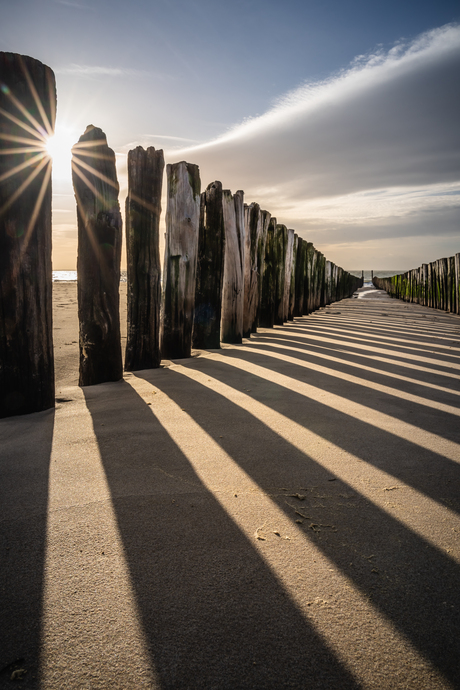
[0,105,47,142]
[0,156,50,219]
[0,151,46,183]
[71,161,110,207]
[0,132,45,147]
[10,160,53,282]
[72,154,119,189]
[19,55,54,138]
[1,79,48,140]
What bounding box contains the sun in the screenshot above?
[46,124,78,180]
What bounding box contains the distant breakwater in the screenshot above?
[373,254,460,315]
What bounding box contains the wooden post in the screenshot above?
[294,238,307,317]
[125,146,164,371]
[221,189,244,343]
[282,228,295,322]
[273,224,287,325]
[455,253,460,315]
[288,234,298,321]
[243,203,261,337]
[0,53,56,417]
[259,218,276,328]
[193,181,225,349]
[161,161,200,359]
[255,209,270,329]
[72,125,123,386]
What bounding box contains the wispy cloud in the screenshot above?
[55,64,150,78]
[143,134,201,143]
[167,24,460,267]
[52,0,92,9]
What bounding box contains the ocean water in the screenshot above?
[52,269,403,283]
[53,271,127,282]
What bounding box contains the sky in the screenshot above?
[2,0,459,271]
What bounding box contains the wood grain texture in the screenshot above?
[221,189,245,344]
[125,146,164,371]
[72,125,123,386]
[0,52,55,417]
[193,181,225,349]
[161,161,200,359]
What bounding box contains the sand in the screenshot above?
[1,284,459,689]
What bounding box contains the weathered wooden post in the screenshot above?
[274,224,288,325]
[193,181,225,349]
[282,228,295,322]
[288,233,298,321]
[125,146,164,371]
[161,161,200,359]
[294,238,307,317]
[259,218,276,328]
[0,53,56,417]
[72,125,123,386]
[255,209,270,328]
[243,203,262,337]
[455,253,460,315]
[221,189,244,343]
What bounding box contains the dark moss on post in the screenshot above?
[274,224,288,325]
[72,125,123,386]
[125,146,164,371]
[161,161,200,359]
[221,190,245,343]
[0,53,56,417]
[288,234,298,321]
[259,219,276,328]
[243,203,262,338]
[193,181,225,349]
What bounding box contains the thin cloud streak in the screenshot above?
[166,24,460,267]
[55,64,151,78]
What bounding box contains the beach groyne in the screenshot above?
[373,254,460,315]
[0,51,362,417]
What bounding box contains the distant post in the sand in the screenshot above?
[125,146,164,371]
[274,224,288,325]
[161,161,200,359]
[193,181,225,349]
[0,53,56,417]
[259,218,276,328]
[72,125,123,386]
[221,189,245,343]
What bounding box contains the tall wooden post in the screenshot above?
[193,181,225,349]
[161,161,200,359]
[274,224,288,325]
[72,125,123,386]
[282,228,295,322]
[259,218,276,328]
[255,209,270,329]
[288,234,298,321]
[0,53,56,417]
[125,146,164,371]
[221,189,244,343]
[294,238,307,317]
[243,203,262,338]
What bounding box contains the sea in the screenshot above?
[52,269,403,283]
[53,271,127,282]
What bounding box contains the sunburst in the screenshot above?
[0,56,55,265]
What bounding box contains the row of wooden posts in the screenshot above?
[373,255,460,314]
[74,125,363,385]
[0,52,362,418]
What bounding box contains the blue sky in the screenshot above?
[2,0,459,269]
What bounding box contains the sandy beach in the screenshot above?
[1,284,459,689]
